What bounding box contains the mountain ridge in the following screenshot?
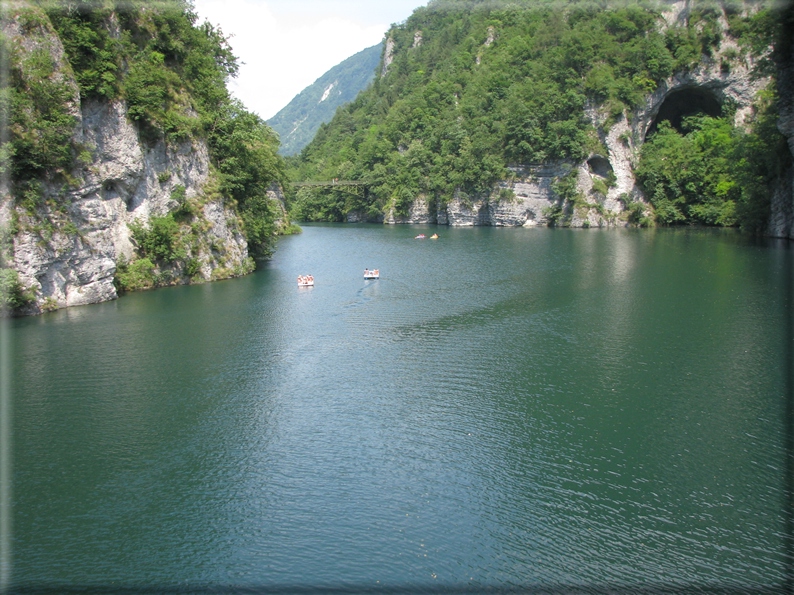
[268,43,383,156]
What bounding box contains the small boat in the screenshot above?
[430,233,439,239]
[364,269,380,280]
[297,275,314,287]
[415,234,426,239]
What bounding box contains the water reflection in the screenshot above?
[11,225,790,590]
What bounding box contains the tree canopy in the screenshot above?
[288,0,786,229]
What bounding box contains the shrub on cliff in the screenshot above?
[636,87,789,230]
[636,117,740,226]
[128,215,185,263]
[4,23,79,201]
[114,257,156,293]
[0,268,35,312]
[208,101,286,258]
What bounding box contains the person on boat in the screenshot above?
[373,269,379,276]
[307,275,314,283]
[298,275,303,284]
[365,268,369,276]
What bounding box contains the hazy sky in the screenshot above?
[191,0,427,121]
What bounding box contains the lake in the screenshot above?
[7,224,792,593]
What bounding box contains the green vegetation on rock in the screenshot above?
[114,256,157,293]
[208,100,285,259]
[636,88,790,231]
[4,18,79,205]
[287,0,786,230]
[129,214,185,263]
[0,268,35,311]
[4,0,288,271]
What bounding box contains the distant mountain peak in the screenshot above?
[267,43,383,156]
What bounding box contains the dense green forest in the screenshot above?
[287,0,788,229]
[636,94,786,231]
[2,0,288,304]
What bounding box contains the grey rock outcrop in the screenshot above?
[445,166,567,227]
[391,2,788,231]
[772,2,794,238]
[8,94,251,313]
[382,164,624,228]
[381,37,396,77]
[386,196,436,224]
[1,8,264,316]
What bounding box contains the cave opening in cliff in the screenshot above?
[646,87,722,139]
[587,155,613,178]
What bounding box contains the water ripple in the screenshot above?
[10,225,789,591]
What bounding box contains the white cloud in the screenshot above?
[192,0,418,120]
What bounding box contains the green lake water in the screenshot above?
[6,225,793,593]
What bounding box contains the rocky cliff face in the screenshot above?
[389,2,791,232]
[577,27,771,228]
[7,94,254,313]
[383,163,627,228]
[771,2,794,238]
[2,9,285,315]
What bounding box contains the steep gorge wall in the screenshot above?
[10,98,242,310]
[770,1,794,238]
[384,164,587,228]
[2,9,284,315]
[387,2,790,233]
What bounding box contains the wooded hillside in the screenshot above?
[288,0,788,231]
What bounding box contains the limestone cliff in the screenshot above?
[384,164,588,227]
[388,1,777,230]
[1,5,288,316]
[310,1,787,233]
[771,0,794,238]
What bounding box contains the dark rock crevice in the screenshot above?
[770,0,794,238]
[646,86,723,139]
[587,155,613,178]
